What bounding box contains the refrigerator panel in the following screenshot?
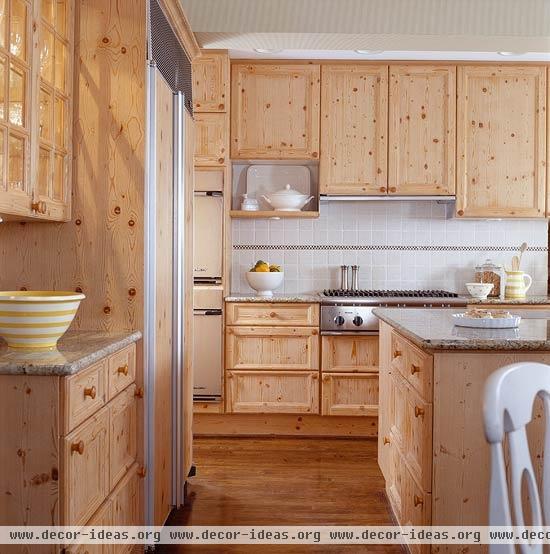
[193,193,223,280]
[193,310,223,399]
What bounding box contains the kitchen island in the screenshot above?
[373,308,550,554]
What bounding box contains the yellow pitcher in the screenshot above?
[504,270,532,299]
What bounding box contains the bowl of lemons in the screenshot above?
[246,260,284,297]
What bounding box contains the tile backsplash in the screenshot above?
[231,201,549,296]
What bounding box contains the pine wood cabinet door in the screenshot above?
[192,51,229,112]
[231,63,320,159]
[321,372,378,416]
[226,370,319,414]
[194,112,228,166]
[377,323,393,480]
[456,65,547,218]
[321,335,379,373]
[389,65,456,195]
[62,408,109,525]
[320,64,388,194]
[225,326,319,370]
[112,464,143,553]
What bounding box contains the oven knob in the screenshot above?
[334,316,345,326]
[353,316,364,327]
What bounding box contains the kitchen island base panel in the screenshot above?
[194,413,378,437]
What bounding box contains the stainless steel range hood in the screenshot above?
[320,195,456,203]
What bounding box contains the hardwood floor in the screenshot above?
[161,437,403,553]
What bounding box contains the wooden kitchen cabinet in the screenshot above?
[231,63,320,159]
[456,65,547,218]
[226,370,319,414]
[389,65,456,195]
[321,334,378,372]
[192,51,229,112]
[320,64,388,194]
[194,112,228,166]
[0,0,74,221]
[226,302,319,327]
[321,372,378,416]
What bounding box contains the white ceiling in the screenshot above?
[180,0,550,59]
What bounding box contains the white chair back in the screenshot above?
[483,362,550,554]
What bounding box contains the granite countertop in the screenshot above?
[0,330,142,376]
[225,294,320,303]
[466,296,550,305]
[373,307,550,351]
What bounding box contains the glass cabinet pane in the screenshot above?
[0,0,6,49]
[54,37,65,92]
[10,0,26,61]
[38,146,51,196]
[39,86,52,140]
[41,0,54,26]
[39,25,54,83]
[54,95,64,147]
[53,151,64,200]
[55,0,66,38]
[8,62,24,126]
[0,56,6,120]
[8,132,24,190]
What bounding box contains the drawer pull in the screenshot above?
[117,363,129,376]
[71,441,84,455]
[393,350,402,359]
[414,494,424,508]
[83,386,96,399]
[137,466,147,478]
[410,364,420,375]
[134,386,144,399]
[383,436,391,445]
[414,406,425,418]
[269,312,277,318]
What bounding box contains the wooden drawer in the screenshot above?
[73,499,113,554]
[62,408,109,525]
[109,384,138,490]
[321,372,378,416]
[63,359,108,434]
[391,330,433,399]
[402,468,432,554]
[226,326,319,370]
[321,335,378,373]
[108,344,136,400]
[226,302,319,326]
[112,463,144,531]
[226,370,319,414]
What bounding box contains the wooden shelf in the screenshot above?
[230,210,319,219]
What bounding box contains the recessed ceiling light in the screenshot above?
[355,50,384,55]
[497,51,526,56]
[254,48,282,54]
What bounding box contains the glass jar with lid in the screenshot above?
[474,259,504,298]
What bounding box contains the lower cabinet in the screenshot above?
[226,370,319,414]
[321,372,378,416]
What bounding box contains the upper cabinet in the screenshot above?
[456,65,547,218]
[0,0,73,221]
[231,63,320,159]
[320,64,388,195]
[389,65,456,196]
[192,51,229,113]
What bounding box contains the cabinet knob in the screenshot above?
[137,466,147,478]
[71,441,84,455]
[410,364,420,375]
[117,363,129,376]
[414,494,424,507]
[83,386,96,399]
[270,312,277,318]
[134,386,144,398]
[379,187,387,193]
[389,186,397,193]
[31,201,47,214]
[383,436,391,445]
[457,209,465,216]
[414,406,425,418]
[393,350,402,359]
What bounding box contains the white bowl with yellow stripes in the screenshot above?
[0,291,85,348]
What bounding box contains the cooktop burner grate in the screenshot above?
[322,289,459,298]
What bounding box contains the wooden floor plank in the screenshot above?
[162,437,403,553]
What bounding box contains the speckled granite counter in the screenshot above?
[225,294,320,303]
[373,307,550,351]
[0,330,142,375]
[466,295,550,305]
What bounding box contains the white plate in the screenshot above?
[452,313,521,328]
[246,165,311,211]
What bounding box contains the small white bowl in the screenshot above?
[466,282,494,300]
[245,272,284,297]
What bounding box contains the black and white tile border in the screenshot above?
[233,244,548,252]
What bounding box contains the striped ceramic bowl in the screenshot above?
[0,291,85,348]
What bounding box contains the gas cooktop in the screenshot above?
[320,289,466,306]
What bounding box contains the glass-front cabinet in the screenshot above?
[0,0,73,221]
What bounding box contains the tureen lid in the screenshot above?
[269,184,306,197]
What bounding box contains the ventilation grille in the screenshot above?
[149,0,193,114]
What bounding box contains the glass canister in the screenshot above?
[474,259,503,298]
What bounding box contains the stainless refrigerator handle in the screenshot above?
[194,191,223,197]
[194,309,223,316]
